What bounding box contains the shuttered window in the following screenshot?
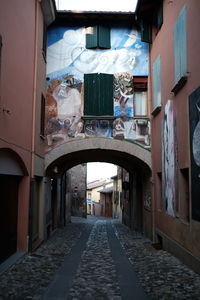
[86,25,111,49]
[40,94,45,137]
[84,73,113,116]
[140,19,152,44]
[157,0,163,29]
[152,55,161,110]
[174,6,187,84]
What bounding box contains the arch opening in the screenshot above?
[44,138,152,240]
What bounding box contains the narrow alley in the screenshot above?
[0,216,200,300]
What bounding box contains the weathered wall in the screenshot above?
[45,24,150,151]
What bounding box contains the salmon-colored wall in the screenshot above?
[150,0,200,258]
[0,0,46,252]
[34,3,47,159]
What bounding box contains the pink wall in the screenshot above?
[0,0,45,253]
[150,0,200,258]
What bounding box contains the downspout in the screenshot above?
[28,0,39,252]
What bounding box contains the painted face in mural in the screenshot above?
[52,83,81,120]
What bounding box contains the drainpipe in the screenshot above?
[28,0,39,252]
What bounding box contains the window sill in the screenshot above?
[82,116,115,120]
[171,75,187,95]
[151,105,161,116]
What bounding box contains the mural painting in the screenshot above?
[84,120,112,138]
[45,76,84,148]
[114,73,134,118]
[113,118,150,147]
[46,25,149,151]
[189,86,200,221]
[162,100,178,216]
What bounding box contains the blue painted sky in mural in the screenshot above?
[47,26,148,82]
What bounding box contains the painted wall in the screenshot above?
[46,25,150,151]
[150,0,200,260]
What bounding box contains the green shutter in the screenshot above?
[174,6,187,83]
[86,26,98,49]
[84,73,99,115]
[157,1,163,29]
[140,19,152,44]
[99,73,113,115]
[84,73,113,116]
[98,25,111,49]
[179,7,187,78]
[153,56,161,109]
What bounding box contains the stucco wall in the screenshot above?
[150,0,200,259]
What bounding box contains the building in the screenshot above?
[67,164,87,218]
[87,179,113,216]
[137,0,200,272]
[44,9,153,239]
[0,0,56,264]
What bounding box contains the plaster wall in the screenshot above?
[150,0,200,259]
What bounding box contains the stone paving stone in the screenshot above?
[1,217,200,300]
[67,220,121,300]
[0,221,87,300]
[112,220,200,300]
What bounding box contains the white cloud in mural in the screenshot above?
[47,28,85,74]
[123,29,137,47]
[74,48,141,74]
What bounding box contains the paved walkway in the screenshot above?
[0,216,200,299]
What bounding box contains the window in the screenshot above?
[40,94,45,137]
[157,0,163,30]
[133,76,148,116]
[86,25,111,49]
[42,21,47,59]
[152,55,161,112]
[140,19,152,44]
[84,73,113,116]
[180,168,189,223]
[174,6,187,84]
[134,92,147,116]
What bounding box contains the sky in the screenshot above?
[87,162,117,183]
[55,0,138,12]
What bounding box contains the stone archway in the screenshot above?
[45,138,151,175]
[44,138,152,239]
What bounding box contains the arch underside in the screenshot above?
[45,138,151,176]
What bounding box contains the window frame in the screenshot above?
[152,55,161,115]
[85,25,111,49]
[84,73,114,117]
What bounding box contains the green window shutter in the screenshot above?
[157,1,163,29]
[98,25,111,49]
[174,6,187,83]
[179,7,187,78]
[86,26,98,49]
[153,55,161,109]
[140,19,152,44]
[99,73,113,115]
[84,73,113,116]
[84,73,99,115]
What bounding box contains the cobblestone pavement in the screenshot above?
[0,217,200,300]
[113,221,200,300]
[67,220,121,300]
[0,218,88,300]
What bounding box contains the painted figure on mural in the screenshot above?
[192,100,200,167]
[45,76,84,147]
[163,100,177,216]
[114,72,134,118]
